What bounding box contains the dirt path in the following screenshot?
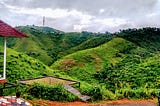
[29,99,158,106]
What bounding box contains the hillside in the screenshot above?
[58,36,112,57]
[51,37,154,83]
[1,26,160,101]
[0,47,46,82]
[116,27,160,52]
[8,26,111,65]
[51,38,132,82]
[50,27,160,100]
[0,46,72,83]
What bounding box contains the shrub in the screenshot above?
[80,84,103,101]
[115,87,159,99]
[27,83,78,101]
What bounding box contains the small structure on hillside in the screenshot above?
[0,20,28,95]
[19,76,91,102]
[0,20,27,83]
[19,76,80,87]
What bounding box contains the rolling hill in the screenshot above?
[50,37,152,84]
[50,28,160,99]
[1,26,160,100]
[0,46,72,83]
[7,26,111,65]
[51,38,131,81]
[0,46,50,82]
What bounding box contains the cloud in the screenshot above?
[0,0,160,32]
[3,3,128,32]
[3,0,157,16]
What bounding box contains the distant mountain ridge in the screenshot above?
[16,25,64,34]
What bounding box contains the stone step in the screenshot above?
[64,85,91,101]
[80,95,91,101]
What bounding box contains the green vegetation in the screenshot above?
[116,27,160,52]
[51,38,131,83]
[27,83,78,101]
[0,47,53,83]
[8,26,111,65]
[51,27,160,100]
[1,26,160,101]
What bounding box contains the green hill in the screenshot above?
[51,32,160,99]
[0,46,72,83]
[10,25,64,65]
[117,27,160,52]
[51,37,147,82]
[7,26,111,65]
[2,26,160,100]
[58,36,112,57]
[0,47,50,83]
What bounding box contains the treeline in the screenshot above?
[115,27,160,52]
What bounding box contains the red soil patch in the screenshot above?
[61,59,75,68]
[102,99,157,105]
[29,98,157,106]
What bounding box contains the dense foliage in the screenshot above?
[116,27,160,52]
[0,47,54,83]
[1,26,160,101]
[27,83,78,101]
[51,27,160,100]
[8,26,111,65]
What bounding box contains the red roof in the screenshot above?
[0,20,28,38]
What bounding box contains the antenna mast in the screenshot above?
[43,16,45,26]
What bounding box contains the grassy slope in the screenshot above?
[0,47,73,83]
[13,37,52,65]
[51,36,160,100]
[12,26,57,65]
[51,38,135,83]
[58,37,112,57]
[3,26,160,100]
[9,26,110,65]
[102,28,160,89]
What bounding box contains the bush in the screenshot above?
[101,86,116,100]
[80,84,103,101]
[115,87,159,99]
[27,83,78,101]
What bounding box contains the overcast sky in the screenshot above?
[0,0,160,32]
